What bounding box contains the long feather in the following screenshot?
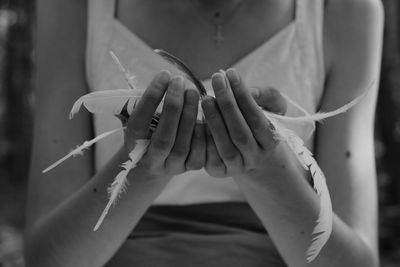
[280,91,312,117]
[93,139,150,231]
[69,90,143,119]
[42,127,125,173]
[270,119,333,262]
[265,86,370,124]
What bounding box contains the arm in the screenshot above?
[25,1,203,266]
[202,0,383,266]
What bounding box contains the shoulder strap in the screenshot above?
[295,0,326,104]
[86,0,116,91]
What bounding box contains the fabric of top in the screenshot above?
[85,0,326,205]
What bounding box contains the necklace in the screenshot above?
[191,0,249,47]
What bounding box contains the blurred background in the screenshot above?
[0,0,399,266]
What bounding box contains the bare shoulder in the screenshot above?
[324,0,384,43]
[36,0,88,74]
[324,0,384,94]
[28,0,91,226]
[322,0,383,106]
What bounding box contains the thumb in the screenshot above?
[250,87,287,115]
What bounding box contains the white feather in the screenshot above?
[265,87,370,124]
[46,57,369,261]
[280,91,312,117]
[269,117,333,262]
[42,127,125,173]
[69,90,143,119]
[93,139,150,231]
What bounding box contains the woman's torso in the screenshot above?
[86,0,326,205]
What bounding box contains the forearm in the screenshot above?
[233,143,378,267]
[25,148,172,267]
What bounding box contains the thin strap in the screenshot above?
[86,0,116,91]
[295,0,326,106]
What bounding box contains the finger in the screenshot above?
[211,72,257,153]
[165,89,199,173]
[201,96,242,171]
[126,70,170,140]
[250,87,287,115]
[204,126,227,177]
[225,68,276,150]
[186,123,206,171]
[147,76,185,161]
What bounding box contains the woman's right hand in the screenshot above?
[124,70,206,177]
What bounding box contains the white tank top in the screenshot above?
[85,0,326,205]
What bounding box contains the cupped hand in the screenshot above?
[202,69,287,178]
[124,71,205,177]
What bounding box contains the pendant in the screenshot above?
[213,24,224,48]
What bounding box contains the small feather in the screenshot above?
[93,139,150,231]
[42,127,125,173]
[69,90,143,119]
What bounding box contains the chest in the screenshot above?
[115,0,296,80]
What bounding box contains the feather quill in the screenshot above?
[93,139,150,231]
[109,51,137,89]
[42,127,125,173]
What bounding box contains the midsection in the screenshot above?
[115,0,296,80]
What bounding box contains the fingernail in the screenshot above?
[251,87,261,99]
[211,72,226,93]
[185,89,199,105]
[171,75,184,88]
[201,96,216,117]
[157,70,171,83]
[226,68,240,86]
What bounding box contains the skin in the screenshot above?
[25,0,383,266]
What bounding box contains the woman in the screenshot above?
[25,0,383,266]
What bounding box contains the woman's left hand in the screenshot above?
[202,68,287,178]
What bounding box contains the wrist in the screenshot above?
[240,141,304,180]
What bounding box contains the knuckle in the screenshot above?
[218,99,236,113]
[222,151,239,163]
[170,146,189,159]
[181,108,197,122]
[143,91,162,106]
[186,153,205,170]
[153,79,168,92]
[248,115,263,130]
[152,138,172,151]
[233,133,250,146]
[186,160,203,171]
[183,101,198,114]
[127,125,145,139]
[205,165,225,178]
[137,156,154,172]
[164,101,181,114]
[164,161,183,176]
